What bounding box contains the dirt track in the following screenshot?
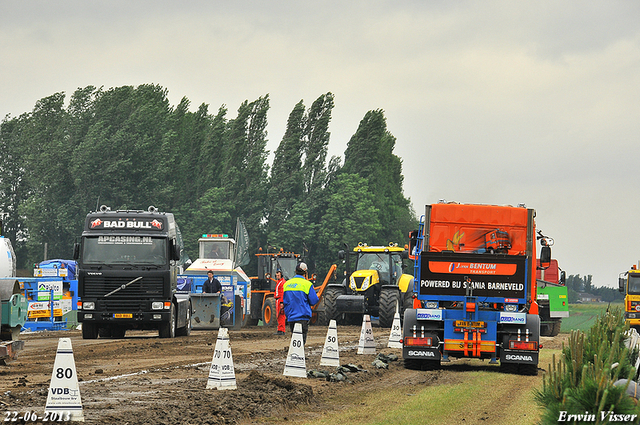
[0,326,559,424]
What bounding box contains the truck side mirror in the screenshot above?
[619,277,626,293]
[560,270,566,285]
[171,239,181,261]
[338,250,346,260]
[73,243,80,260]
[539,246,551,268]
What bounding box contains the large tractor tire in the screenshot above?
[323,287,345,325]
[262,297,277,327]
[315,297,329,327]
[379,288,400,328]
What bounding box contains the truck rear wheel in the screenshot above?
[82,323,98,339]
[262,298,277,327]
[159,303,176,338]
[379,288,400,328]
[549,320,561,337]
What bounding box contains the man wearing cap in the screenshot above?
[282,262,319,344]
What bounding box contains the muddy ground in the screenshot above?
[0,326,561,424]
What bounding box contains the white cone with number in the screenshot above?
[207,328,237,390]
[357,314,376,354]
[320,320,340,367]
[388,312,402,348]
[45,338,84,422]
[283,323,306,377]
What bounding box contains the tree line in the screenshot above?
[0,84,417,276]
[565,274,623,303]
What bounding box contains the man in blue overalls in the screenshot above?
[282,262,319,344]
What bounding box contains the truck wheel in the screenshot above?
[82,323,98,339]
[379,288,400,328]
[323,287,345,325]
[111,327,126,339]
[262,298,277,327]
[159,303,176,338]
[549,321,561,337]
[98,327,112,338]
[176,302,192,336]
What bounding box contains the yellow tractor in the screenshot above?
[323,243,414,327]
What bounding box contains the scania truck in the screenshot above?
[75,206,190,339]
[403,202,548,375]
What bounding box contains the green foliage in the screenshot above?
[0,85,416,277]
[535,307,640,424]
[342,109,417,244]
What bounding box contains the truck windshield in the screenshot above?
[82,236,167,266]
[629,275,640,295]
[200,241,231,260]
[274,258,297,280]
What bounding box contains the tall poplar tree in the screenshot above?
[342,109,416,244]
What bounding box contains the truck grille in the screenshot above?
[83,275,165,299]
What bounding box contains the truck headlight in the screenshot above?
[152,302,164,310]
[361,276,371,291]
[83,302,95,310]
[350,277,357,290]
[426,301,438,309]
[505,304,518,312]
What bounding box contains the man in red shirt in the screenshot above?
[274,270,286,335]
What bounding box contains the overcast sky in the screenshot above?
[2,1,639,288]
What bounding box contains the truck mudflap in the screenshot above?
[403,346,441,360]
[336,295,366,314]
[501,351,539,364]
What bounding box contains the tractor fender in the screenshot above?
[398,274,414,293]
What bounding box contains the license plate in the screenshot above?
[113,313,133,319]
[454,320,485,328]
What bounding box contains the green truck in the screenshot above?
[536,258,569,336]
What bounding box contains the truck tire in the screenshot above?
[549,320,562,337]
[262,298,277,327]
[159,303,176,338]
[315,297,329,327]
[323,287,345,325]
[82,323,98,339]
[379,288,400,328]
[111,327,126,339]
[98,327,112,338]
[176,302,192,337]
